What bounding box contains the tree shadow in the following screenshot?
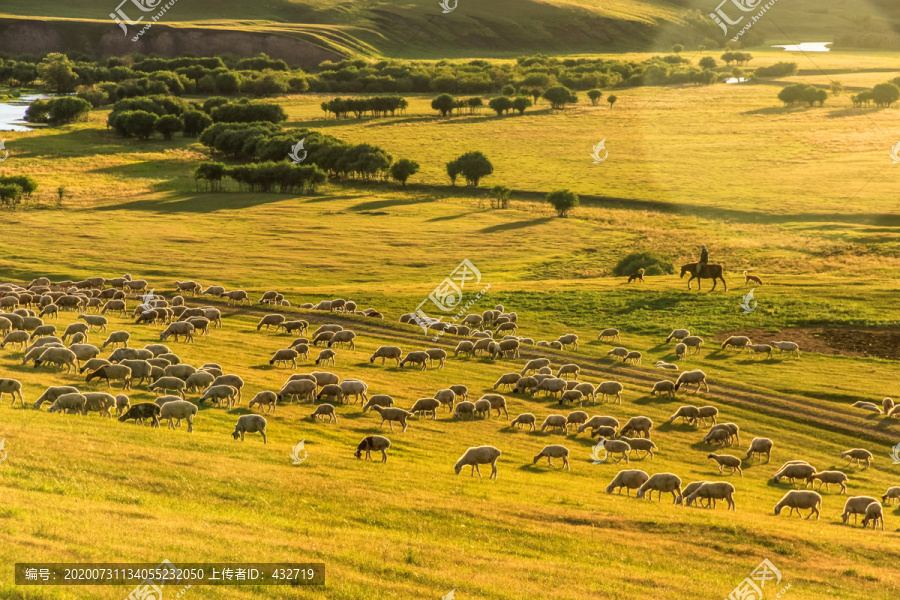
[478,217,554,234]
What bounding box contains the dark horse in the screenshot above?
[680,263,727,291]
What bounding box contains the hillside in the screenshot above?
[0,0,899,61]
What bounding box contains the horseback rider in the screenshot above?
[696,245,708,275]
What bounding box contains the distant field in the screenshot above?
[2,45,900,600]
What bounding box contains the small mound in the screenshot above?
[613,252,674,277]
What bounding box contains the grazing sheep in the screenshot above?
[624,351,642,365]
[315,349,336,367]
[534,445,571,470]
[454,401,476,420]
[539,414,567,434]
[117,359,153,387]
[548,341,563,350]
[841,496,878,524]
[578,415,619,435]
[674,370,708,393]
[668,405,701,426]
[0,378,25,406]
[148,377,187,399]
[590,426,619,440]
[399,351,429,370]
[159,400,198,432]
[454,446,502,479]
[556,363,580,380]
[371,405,412,432]
[559,389,584,406]
[184,371,216,394]
[685,481,736,510]
[862,502,884,530]
[771,341,800,356]
[596,381,624,404]
[651,380,676,398]
[841,448,873,469]
[328,330,357,350]
[160,322,194,344]
[594,437,631,463]
[747,343,772,359]
[674,343,687,360]
[682,336,703,355]
[62,322,90,341]
[101,300,127,317]
[666,329,690,343]
[117,402,161,427]
[676,481,709,506]
[479,394,509,419]
[706,423,740,446]
[1,330,30,350]
[277,379,317,404]
[745,437,774,463]
[232,415,267,444]
[520,358,551,376]
[707,454,743,476]
[597,328,621,342]
[447,385,468,402]
[606,347,629,361]
[773,463,816,486]
[316,383,344,405]
[882,487,900,505]
[101,331,131,349]
[256,314,285,332]
[34,385,79,410]
[557,333,578,350]
[620,416,653,438]
[425,348,448,368]
[355,435,391,462]
[34,347,79,373]
[620,437,658,460]
[310,403,338,423]
[697,406,719,425]
[472,398,493,419]
[811,471,849,494]
[78,313,109,333]
[721,336,752,352]
[493,339,519,359]
[606,470,650,496]
[164,364,197,381]
[248,391,278,414]
[338,380,368,405]
[882,398,894,414]
[370,346,402,366]
[636,473,682,503]
[454,340,475,358]
[48,392,88,415]
[510,413,536,431]
[115,394,130,417]
[433,389,456,411]
[409,397,441,420]
[313,324,342,336]
[222,290,251,305]
[143,344,171,357]
[531,377,567,400]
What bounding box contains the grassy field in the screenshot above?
[1,49,900,599]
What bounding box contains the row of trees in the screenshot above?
[24,97,92,124]
[850,80,900,108]
[319,96,408,119]
[777,84,828,107]
[194,161,327,194]
[0,175,38,208]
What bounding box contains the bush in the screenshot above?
[699,57,717,70]
[194,162,227,192]
[211,100,287,124]
[0,175,37,197]
[488,96,513,115]
[778,83,827,107]
[32,97,92,124]
[37,53,78,94]
[113,110,159,139]
[587,89,603,105]
[390,158,420,186]
[446,151,493,187]
[155,115,184,140]
[755,62,797,78]
[511,96,532,115]
[490,185,511,209]
[75,84,108,107]
[0,183,23,208]
[226,161,326,194]
[543,86,578,109]
[432,93,457,117]
[612,252,675,277]
[871,83,900,107]
[182,110,213,137]
[546,189,578,217]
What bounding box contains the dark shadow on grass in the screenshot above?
[349,196,437,211]
[478,217,554,234]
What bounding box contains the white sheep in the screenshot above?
[674,370,708,393]
[841,448,873,469]
[666,329,690,343]
[862,502,884,530]
[510,413,536,431]
[355,435,391,462]
[771,341,800,356]
[721,336,751,352]
[745,437,774,463]
[315,349,336,366]
[371,405,412,432]
[606,470,649,495]
[620,416,653,438]
[520,358,551,376]
[685,481,736,510]
[232,415,267,444]
[597,329,621,342]
[249,391,278,413]
[310,403,338,423]
[101,330,131,349]
[810,471,849,494]
[454,446,501,479]
[596,381,624,404]
[707,453,743,476]
[595,437,631,463]
[0,378,25,406]
[556,363,580,380]
[454,400,476,421]
[651,380,676,398]
[682,336,703,355]
[636,473,682,503]
[533,445,570,470]
[409,397,441,420]
[841,496,878,524]
[160,400,198,432]
[882,487,900,505]
[370,345,402,366]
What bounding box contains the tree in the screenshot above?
[446,151,493,187]
[511,96,532,115]
[830,81,844,96]
[543,86,578,109]
[45,97,92,124]
[522,73,551,89]
[587,89,603,105]
[390,158,420,186]
[699,57,717,70]
[0,184,23,208]
[194,162,227,192]
[115,110,159,139]
[871,83,900,107]
[182,110,213,137]
[529,88,542,104]
[501,84,516,96]
[490,185,511,209]
[155,115,184,140]
[546,189,578,217]
[431,93,457,117]
[465,97,483,114]
[607,94,617,109]
[672,44,684,53]
[488,96,513,116]
[37,53,77,94]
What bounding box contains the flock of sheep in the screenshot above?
[0,274,894,531]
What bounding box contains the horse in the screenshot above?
[680,263,727,291]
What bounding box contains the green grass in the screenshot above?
[2,50,900,599]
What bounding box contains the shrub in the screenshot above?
[607,95,618,109]
[490,185,511,209]
[37,53,78,94]
[543,86,578,109]
[194,162,227,192]
[182,110,213,137]
[75,84,108,107]
[612,252,675,277]
[488,96,513,115]
[0,183,23,208]
[699,57,717,70]
[155,115,184,140]
[0,175,38,196]
[511,96,532,114]
[871,83,900,107]
[211,100,287,124]
[113,110,159,139]
[546,189,578,217]
[587,89,603,105]
[755,62,797,78]
[778,83,827,107]
[431,93,457,116]
[32,97,92,124]
[446,151,493,187]
[390,158,420,186]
